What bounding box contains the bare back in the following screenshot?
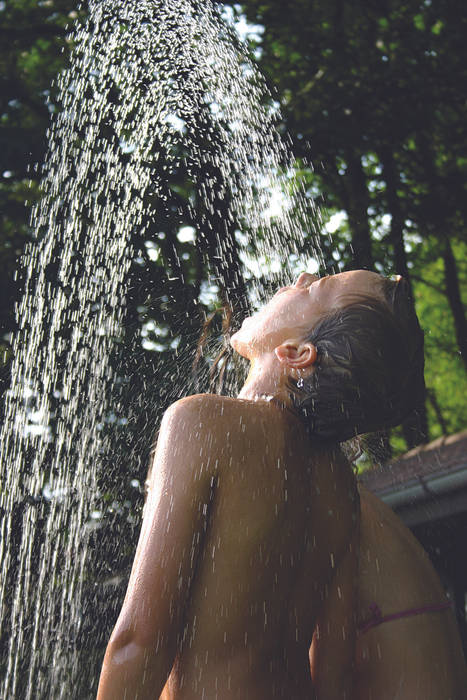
[162,395,358,699]
[355,486,467,699]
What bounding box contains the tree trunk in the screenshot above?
[426,388,449,435]
[415,135,467,374]
[380,147,428,447]
[380,148,411,282]
[344,150,374,270]
[442,235,467,374]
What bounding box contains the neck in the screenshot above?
[237,352,292,406]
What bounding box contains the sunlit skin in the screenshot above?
[231,270,386,361]
[97,270,378,699]
[231,270,386,406]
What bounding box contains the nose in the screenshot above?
[294,272,319,288]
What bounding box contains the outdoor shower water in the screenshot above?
[0,1,323,697]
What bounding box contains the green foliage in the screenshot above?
[414,240,467,438]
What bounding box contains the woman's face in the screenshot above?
[230,270,386,359]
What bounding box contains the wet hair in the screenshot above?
[289,276,425,442]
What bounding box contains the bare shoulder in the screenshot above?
[359,483,394,518]
[358,484,432,560]
[160,397,317,486]
[358,484,405,534]
[148,395,234,487]
[157,395,252,462]
[163,393,288,438]
[156,394,229,446]
[164,392,239,417]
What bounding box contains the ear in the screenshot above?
[274,341,318,370]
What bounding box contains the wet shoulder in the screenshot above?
[164,394,297,450]
[358,485,416,550]
[166,393,261,421]
[162,393,239,437]
[357,484,444,598]
[359,484,414,537]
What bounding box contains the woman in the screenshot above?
[97,270,459,699]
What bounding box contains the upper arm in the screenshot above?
[112,397,218,652]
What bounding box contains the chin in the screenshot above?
[230,329,251,359]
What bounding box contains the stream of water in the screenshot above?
[0,1,323,696]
